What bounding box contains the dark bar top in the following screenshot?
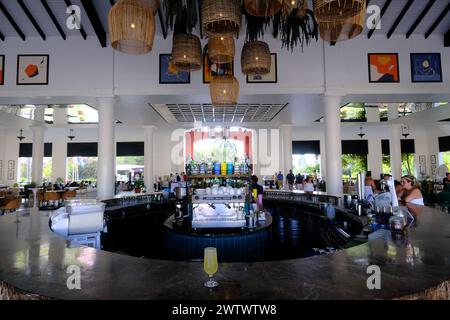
[1,204,450,299]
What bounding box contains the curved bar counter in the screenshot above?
[1,192,450,300]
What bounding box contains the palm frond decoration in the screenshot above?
[164,0,198,33]
[272,1,318,51]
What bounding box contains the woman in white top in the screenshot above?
[398,175,424,206]
[303,176,315,192]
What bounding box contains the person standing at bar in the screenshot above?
[250,175,264,210]
[286,170,295,191]
[277,171,283,189]
[295,172,303,190]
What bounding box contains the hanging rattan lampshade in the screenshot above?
[202,0,241,36]
[241,41,271,75]
[210,76,239,106]
[244,0,283,17]
[318,2,365,42]
[108,0,159,55]
[313,0,365,22]
[171,34,202,72]
[208,36,235,64]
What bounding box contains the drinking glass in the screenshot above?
[204,247,219,288]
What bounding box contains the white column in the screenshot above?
[31,126,46,184]
[367,137,383,179]
[366,107,379,123]
[389,124,402,180]
[97,97,116,199]
[53,107,67,125]
[280,124,293,176]
[324,95,343,195]
[387,103,398,121]
[144,125,156,192]
[0,125,5,184]
[51,140,67,182]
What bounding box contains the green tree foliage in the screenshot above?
[342,154,368,180]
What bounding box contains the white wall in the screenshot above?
[0,34,448,99]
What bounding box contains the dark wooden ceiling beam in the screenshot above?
[157,7,167,40]
[406,0,436,39]
[445,29,450,47]
[387,0,414,39]
[425,3,450,39]
[40,0,66,40]
[198,0,203,39]
[368,0,392,39]
[63,0,87,40]
[17,0,46,40]
[0,0,26,40]
[0,30,4,41]
[80,0,106,47]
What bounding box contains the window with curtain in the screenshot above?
[18,143,52,185]
[116,142,145,182]
[66,143,98,183]
[292,141,321,176]
[381,140,415,176]
[341,140,368,181]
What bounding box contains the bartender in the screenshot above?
[250,175,264,210]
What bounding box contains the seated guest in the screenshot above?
[443,172,450,192]
[398,175,424,206]
[394,180,403,198]
[364,171,376,199]
[303,176,315,192]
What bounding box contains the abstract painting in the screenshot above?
[410,53,442,83]
[203,54,234,84]
[368,53,399,83]
[0,55,4,85]
[159,54,190,84]
[17,55,49,85]
[247,53,277,83]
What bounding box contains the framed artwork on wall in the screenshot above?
[203,54,234,84]
[247,53,278,83]
[0,55,4,85]
[419,165,426,176]
[159,54,190,84]
[431,164,437,175]
[419,155,426,165]
[7,169,14,181]
[430,155,436,165]
[17,54,49,85]
[368,53,399,83]
[410,53,442,83]
[8,160,15,170]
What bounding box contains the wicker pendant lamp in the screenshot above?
[202,0,241,36]
[171,34,202,71]
[318,2,365,42]
[241,41,271,75]
[210,76,239,106]
[245,0,283,17]
[108,0,159,55]
[208,36,235,64]
[313,0,365,22]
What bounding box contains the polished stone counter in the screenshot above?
[1,204,450,300]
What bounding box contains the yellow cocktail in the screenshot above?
[204,247,219,288]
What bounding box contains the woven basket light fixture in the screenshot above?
[202,0,241,36]
[171,34,202,72]
[208,36,235,64]
[109,0,159,55]
[313,0,365,22]
[241,41,271,75]
[318,1,366,42]
[244,0,283,17]
[210,76,239,106]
